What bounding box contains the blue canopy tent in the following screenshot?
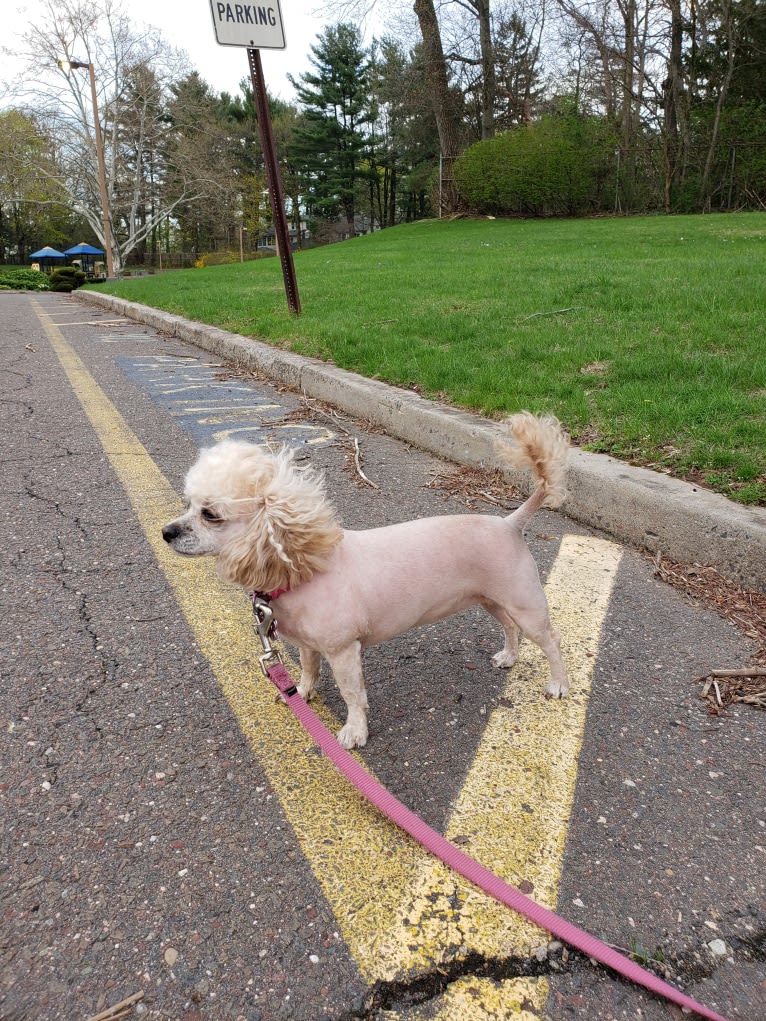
[64,242,106,278]
[29,246,66,272]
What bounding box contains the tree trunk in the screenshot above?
[700,0,737,207]
[662,0,685,211]
[620,0,636,152]
[476,0,496,139]
[412,0,464,212]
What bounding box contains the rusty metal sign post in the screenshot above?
[247,48,301,314]
[208,0,300,314]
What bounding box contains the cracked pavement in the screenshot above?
[1,292,764,1021]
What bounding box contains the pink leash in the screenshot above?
[251,600,730,1021]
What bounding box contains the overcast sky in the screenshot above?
[1,0,356,106]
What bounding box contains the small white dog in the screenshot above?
[163,412,571,748]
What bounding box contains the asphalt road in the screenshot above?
[1,291,764,1021]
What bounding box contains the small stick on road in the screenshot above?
[87,991,144,1021]
[708,667,766,678]
[299,395,379,488]
[353,436,379,489]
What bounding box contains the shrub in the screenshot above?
[49,266,87,292]
[454,111,619,217]
[0,267,50,291]
[196,251,242,267]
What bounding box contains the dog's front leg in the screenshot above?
[326,641,369,749]
[297,646,320,702]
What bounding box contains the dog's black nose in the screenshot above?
[162,523,181,544]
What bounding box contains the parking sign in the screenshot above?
[208,0,286,49]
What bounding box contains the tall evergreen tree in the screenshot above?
[288,24,371,227]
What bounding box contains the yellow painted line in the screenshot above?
[448,536,622,943]
[36,302,622,1018]
[361,535,621,1020]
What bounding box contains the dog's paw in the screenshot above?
[492,649,517,669]
[544,679,569,699]
[297,683,314,702]
[337,723,368,749]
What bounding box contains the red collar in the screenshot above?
[252,587,289,603]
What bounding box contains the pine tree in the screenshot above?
[288,24,371,228]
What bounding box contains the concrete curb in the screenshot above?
[78,290,766,592]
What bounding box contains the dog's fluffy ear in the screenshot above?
[216,447,343,592]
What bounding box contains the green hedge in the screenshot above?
[454,113,619,217]
[49,266,87,292]
[0,267,50,291]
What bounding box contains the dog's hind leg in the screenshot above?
[326,641,369,749]
[298,646,321,702]
[483,601,520,669]
[520,610,570,698]
[487,598,570,698]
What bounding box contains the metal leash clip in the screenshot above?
[251,595,283,674]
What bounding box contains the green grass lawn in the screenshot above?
[93,213,766,505]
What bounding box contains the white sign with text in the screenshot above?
[208,0,286,48]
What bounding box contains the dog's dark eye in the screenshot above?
[201,507,222,523]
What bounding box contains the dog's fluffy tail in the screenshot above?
[496,411,569,529]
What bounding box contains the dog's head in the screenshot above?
[162,441,342,592]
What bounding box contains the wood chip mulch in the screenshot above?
[652,553,766,714]
[425,464,519,510]
[693,669,766,714]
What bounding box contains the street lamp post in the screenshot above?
[58,58,115,278]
